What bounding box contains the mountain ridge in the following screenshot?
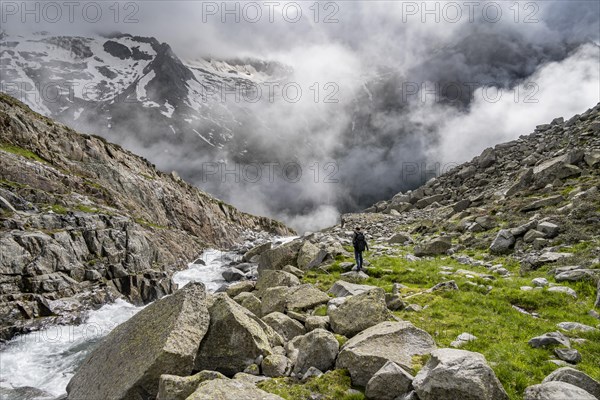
[0,92,292,340]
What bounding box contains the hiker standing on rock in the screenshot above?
[352,226,369,271]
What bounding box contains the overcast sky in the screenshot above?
[2,1,599,232]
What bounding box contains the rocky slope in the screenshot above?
[362,102,600,265]
[0,93,292,340]
[59,105,600,400]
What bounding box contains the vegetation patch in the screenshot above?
[0,142,48,164]
[258,369,364,400]
[303,249,600,400]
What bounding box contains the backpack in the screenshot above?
[353,232,367,252]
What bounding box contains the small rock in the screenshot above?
[532,278,549,287]
[547,286,577,298]
[365,361,414,400]
[528,332,570,348]
[523,381,596,400]
[554,348,581,364]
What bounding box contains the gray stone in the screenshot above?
[557,322,597,332]
[521,196,563,212]
[478,147,496,168]
[285,284,330,312]
[243,242,271,262]
[262,312,306,341]
[258,240,302,273]
[328,280,377,297]
[542,367,600,399]
[226,281,255,298]
[414,239,451,257]
[387,233,411,245]
[301,367,324,381]
[336,321,436,387]
[537,222,560,238]
[365,361,414,400]
[260,286,289,315]
[341,270,370,280]
[547,286,577,298]
[524,230,546,243]
[282,264,304,278]
[528,332,570,348]
[195,293,276,376]
[222,267,246,282]
[256,270,300,292]
[293,329,339,375]
[262,354,292,378]
[385,293,406,311]
[305,316,330,331]
[555,269,600,283]
[329,288,389,337]
[297,241,329,270]
[157,371,226,400]
[412,349,509,400]
[489,230,515,255]
[524,381,596,400]
[532,278,549,287]
[554,348,581,364]
[66,282,209,400]
[187,379,284,400]
[233,292,262,317]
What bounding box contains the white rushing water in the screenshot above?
[0,237,296,399]
[0,299,143,399]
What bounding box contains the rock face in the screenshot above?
[293,328,339,375]
[412,349,509,400]
[524,381,597,400]
[336,321,436,387]
[328,288,389,337]
[0,93,293,340]
[195,294,275,376]
[187,378,285,400]
[365,361,414,400]
[542,367,600,398]
[66,282,210,400]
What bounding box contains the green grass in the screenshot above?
[302,249,600,400]
[258,369,364,400]
[0,143,47,164]
[134,217,167,229]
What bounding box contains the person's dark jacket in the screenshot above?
[353,232,369,252]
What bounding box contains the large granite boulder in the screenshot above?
[328,288,389,337]
[414,239,451,257]
[297,241,328,270]
[195,293,279,376]
[412,349,509,400]
[66,282,210,400]
[336,321,436,387]
[293,328,340,375]
[187,378,284,400]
